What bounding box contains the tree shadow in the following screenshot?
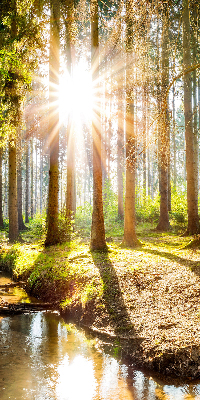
[139,248,200,277]
[90,250,144,339]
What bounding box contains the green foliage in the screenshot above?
[170,187,187,226]
[57,213,74,243]
[136,194,160,223]
[0,243,21,272]
[75,202,92,237]
[27,212,47,240]
[103,179,124,236]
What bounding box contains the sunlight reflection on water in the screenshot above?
[0,310,200,400]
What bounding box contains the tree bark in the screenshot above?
[192,6,198,208]
[25,140,29,223]
[0,146,3,227]
[17,139,26,230]
[45,0,60,246]
[156,4,170,231]
[40,140,43,213]
[172,84,176,189]
[183,0,199,234]
[123,0,139,247]
[30,138,34,219]
[90,0,107,251]
[117,112,124,220]
[65,1,76,236]
[9,139,19,242]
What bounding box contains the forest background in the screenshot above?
[0,0,200,248]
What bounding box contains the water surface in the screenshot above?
[1,272,200,400]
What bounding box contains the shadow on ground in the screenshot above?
[91,250,143,338]
[138,247,200,276]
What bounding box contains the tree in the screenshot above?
[156,2,170,231]
[183,0,199,234]
[45,0,60,246]
[63,0,76,236]
[0,145,4,228]
[90,0,107,251]
[123,0,139,247]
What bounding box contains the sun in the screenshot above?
[59,61,92,130]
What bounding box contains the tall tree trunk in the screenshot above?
[142,87,147,200]
[192,6,198,208]
[0,147,3,227]
[17,139,26,230]
[90,0,106,251]
[123,0,139,247]
[30,138,34,219]
[65,0,76,235]
[25,140,29,223]
[183,0,199,234]
[8,1,19,242]
[156,4,170,231]
[4,151,8,219]
[40,140,43,213]
[45,0,60,246]
[117,95,124,220]
[35,139,38,214]
[9,139,18,242]
[172,84,176,189]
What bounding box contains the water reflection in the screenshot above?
[0,270,36,304]
[1,312,200,400]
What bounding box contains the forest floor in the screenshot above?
[1,228,200,380]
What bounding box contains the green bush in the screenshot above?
[75,202,92,237]
[28,212,47,239]
[136,194,160,223]
[170,188,187,225]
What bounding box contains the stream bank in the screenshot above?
[1,236,200,381]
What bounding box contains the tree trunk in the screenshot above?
[172,84,176,189]
[117,105,124,220]
[25,140,29,224]
[192,6,198,208]
[123,0,139,247]
[35,138,38,214]
[65,0,76,236]
[183,0,199,234]
[45,0,60,246]
[90,0,106,251]
[142,87,147,200]
[17,140,26,230]
[40,140,43,213]
[156,4,170,231]
[30,138,34,219]
[0,147,3,227]
[9,139,19,242]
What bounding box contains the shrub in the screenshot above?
[170,188,187,226]
[75,202,92,237]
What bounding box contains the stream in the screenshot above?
[1,271,200,400]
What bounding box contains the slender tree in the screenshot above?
[156,2,170,231]
[0,146,3,227]
[90,0,107,251]
[17,138,26,230]
[45,0,60,246]
[64,0,76,234]
[123,0,139,247]
[183,0,199,234]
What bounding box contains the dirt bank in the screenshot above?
[1,235,200,380]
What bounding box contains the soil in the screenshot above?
[60,236,200,381]
[1,234,200,381]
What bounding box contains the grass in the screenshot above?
[0,222,198,308]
